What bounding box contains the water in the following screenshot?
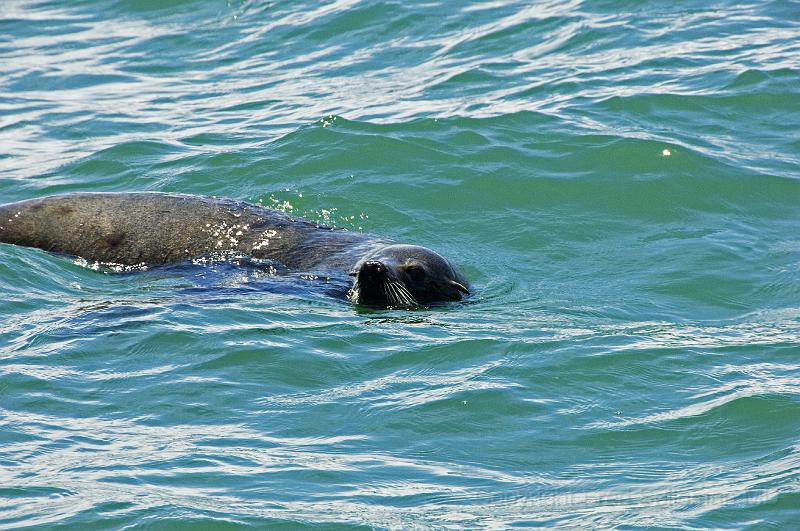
[1,0,800,528]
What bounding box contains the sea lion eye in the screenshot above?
[406,264,426,281]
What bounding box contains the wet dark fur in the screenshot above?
[0,193,469,307]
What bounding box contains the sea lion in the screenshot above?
[0,192,469,307]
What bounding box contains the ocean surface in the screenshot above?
[1,0,800,528]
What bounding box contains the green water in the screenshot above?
[1,0,800,528]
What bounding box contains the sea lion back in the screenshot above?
[0,193,289,265]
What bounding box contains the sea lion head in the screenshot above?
[348,244,470,307]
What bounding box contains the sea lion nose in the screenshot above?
[360,260,385,278]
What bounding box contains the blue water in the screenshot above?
[1,0,800,528]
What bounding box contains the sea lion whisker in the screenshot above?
[398,285,414,306]
[397,282,417,303]
[381,282,395,305]
[394,286,412,306]
[348,285,359,303]
[382,280,399,306]
[380,281,395,305]
[388,281,406,307]
[389,279,416,306]
[395,284,411,306]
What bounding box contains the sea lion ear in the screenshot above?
[449,280,470,296]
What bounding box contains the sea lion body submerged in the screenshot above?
[0,193,469,307]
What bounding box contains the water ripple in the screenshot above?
[2,0,800,528]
